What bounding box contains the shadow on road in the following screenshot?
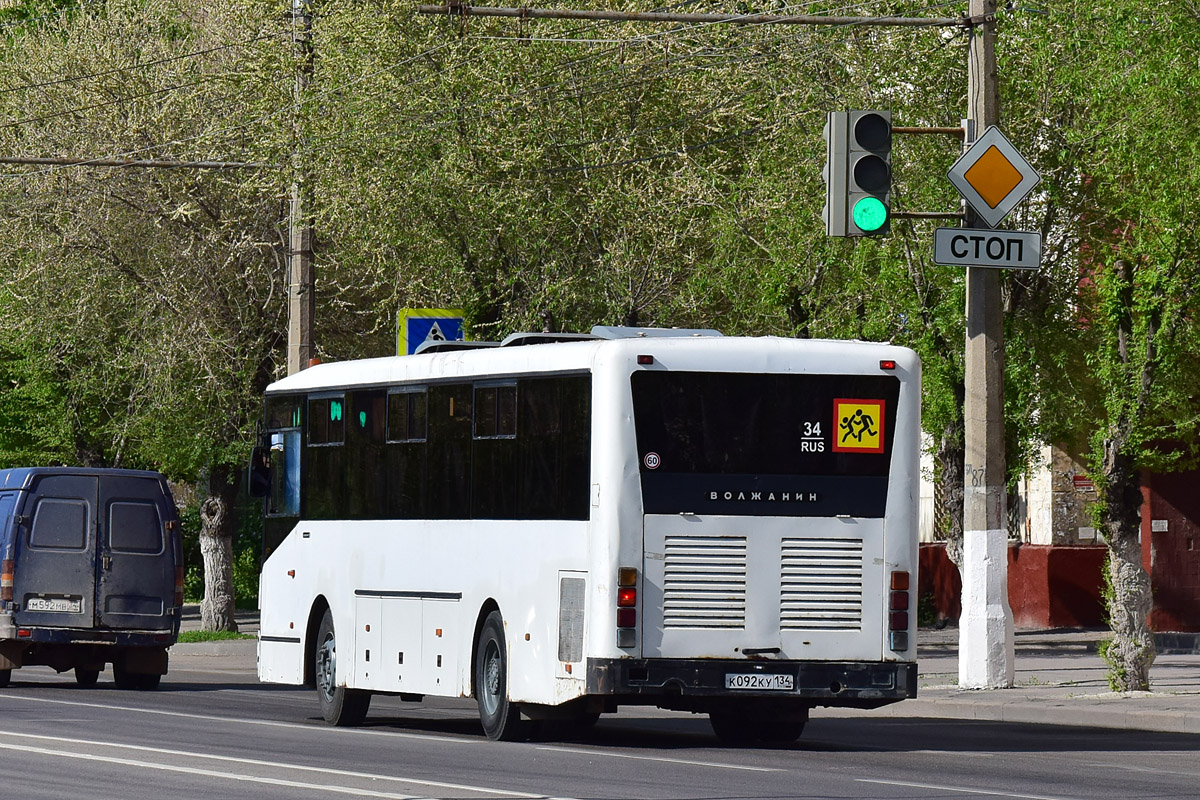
[341,710,1200,755]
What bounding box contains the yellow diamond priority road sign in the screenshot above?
[948,126,1040,228]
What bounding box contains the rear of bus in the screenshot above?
[588,336,919,743]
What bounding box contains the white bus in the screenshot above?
[252,327,920,744]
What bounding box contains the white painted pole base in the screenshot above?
[959,527,1015,688]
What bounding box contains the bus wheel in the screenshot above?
[113,662,138,689]
[135,672,162,690]
[113,662,161,691]
[0,669,10,688]
[315,608,371,726]
[709,703,808,746]
[475,611,523,741]
[74,667,100,688]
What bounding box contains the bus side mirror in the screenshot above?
[248,445,270,498]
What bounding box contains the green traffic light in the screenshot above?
[852,197,888,232]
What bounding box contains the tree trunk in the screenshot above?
[199,466,239,632]
[1099,438,1154,691]
[936,422,965,572]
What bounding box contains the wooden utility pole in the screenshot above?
[288,0,315,376]
[959,0,1014,689]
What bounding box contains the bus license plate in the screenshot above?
[725,673,794,691]
[26,596,81,613]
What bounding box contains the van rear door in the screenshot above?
[97,474,174,631]
[13,474,99,629]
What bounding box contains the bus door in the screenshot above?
[13,474,99,630]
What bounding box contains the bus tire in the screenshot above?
[135,672,162,690]
[0,669,10,688]
[113,661,138,690]
[709,703,808,746]
[113,662,161,691]
[475,610,523,741]
[74,667,100,688]
[316,608,371,726]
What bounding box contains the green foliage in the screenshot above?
[0,0,287,477]
[232,509,262,609]
[0,0,1198,653]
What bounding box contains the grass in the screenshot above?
[177,630,256,644]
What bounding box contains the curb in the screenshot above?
[172,639,256,657]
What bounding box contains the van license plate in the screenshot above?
[26,597,81,613]
[725,673,794,691]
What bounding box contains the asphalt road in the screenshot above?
[0,649,1198,800]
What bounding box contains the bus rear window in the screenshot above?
[631,371,899,477]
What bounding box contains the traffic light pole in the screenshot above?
[959,0,1014,689]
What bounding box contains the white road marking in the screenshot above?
[0,739,427,799]
[857,778,1079,800]
[1083,762,1200,779]
[0,692,476,743]
[535,745,781,772]
[0,731,570,799]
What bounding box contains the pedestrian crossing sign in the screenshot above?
[833,398,885,453]
[398,308,466,355]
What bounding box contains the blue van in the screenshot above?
[0,468,183,689]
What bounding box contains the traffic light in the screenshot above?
[822,110,892,237]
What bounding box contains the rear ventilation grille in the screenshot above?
[557,576,586,662]
[781,538,864,630]
[663,536,747,629]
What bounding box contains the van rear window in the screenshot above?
[109,501,163,554]
[30,499,87,550]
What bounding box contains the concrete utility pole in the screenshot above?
[287,0,316,376]
[959,0,1015,689]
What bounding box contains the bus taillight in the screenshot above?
[174,566,185,607]
[617,567,638,648]
[889,570,910,652]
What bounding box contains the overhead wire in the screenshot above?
[294,0,959,164]
[4,0,978,176]
[296,0,930,144]
[0,32,287,96]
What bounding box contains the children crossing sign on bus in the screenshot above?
[833,398,886,453]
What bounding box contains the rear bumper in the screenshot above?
[0,612,176,647]
[586,657,917,709]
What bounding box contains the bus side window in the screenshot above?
[518,376,591,520]
[308,396,345,446]
[473,384,518,518]
[428,384,472,519]
[347,390,387,519]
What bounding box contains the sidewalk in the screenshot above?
[174,611,1200,736]
[843,627,1200,735]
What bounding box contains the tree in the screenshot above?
[0,0,292,629]
[997,1,1200,689]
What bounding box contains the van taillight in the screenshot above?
[174,566,185,607]
[888,570,910,652]
[617,567,638,648]
[1,559,13,602]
